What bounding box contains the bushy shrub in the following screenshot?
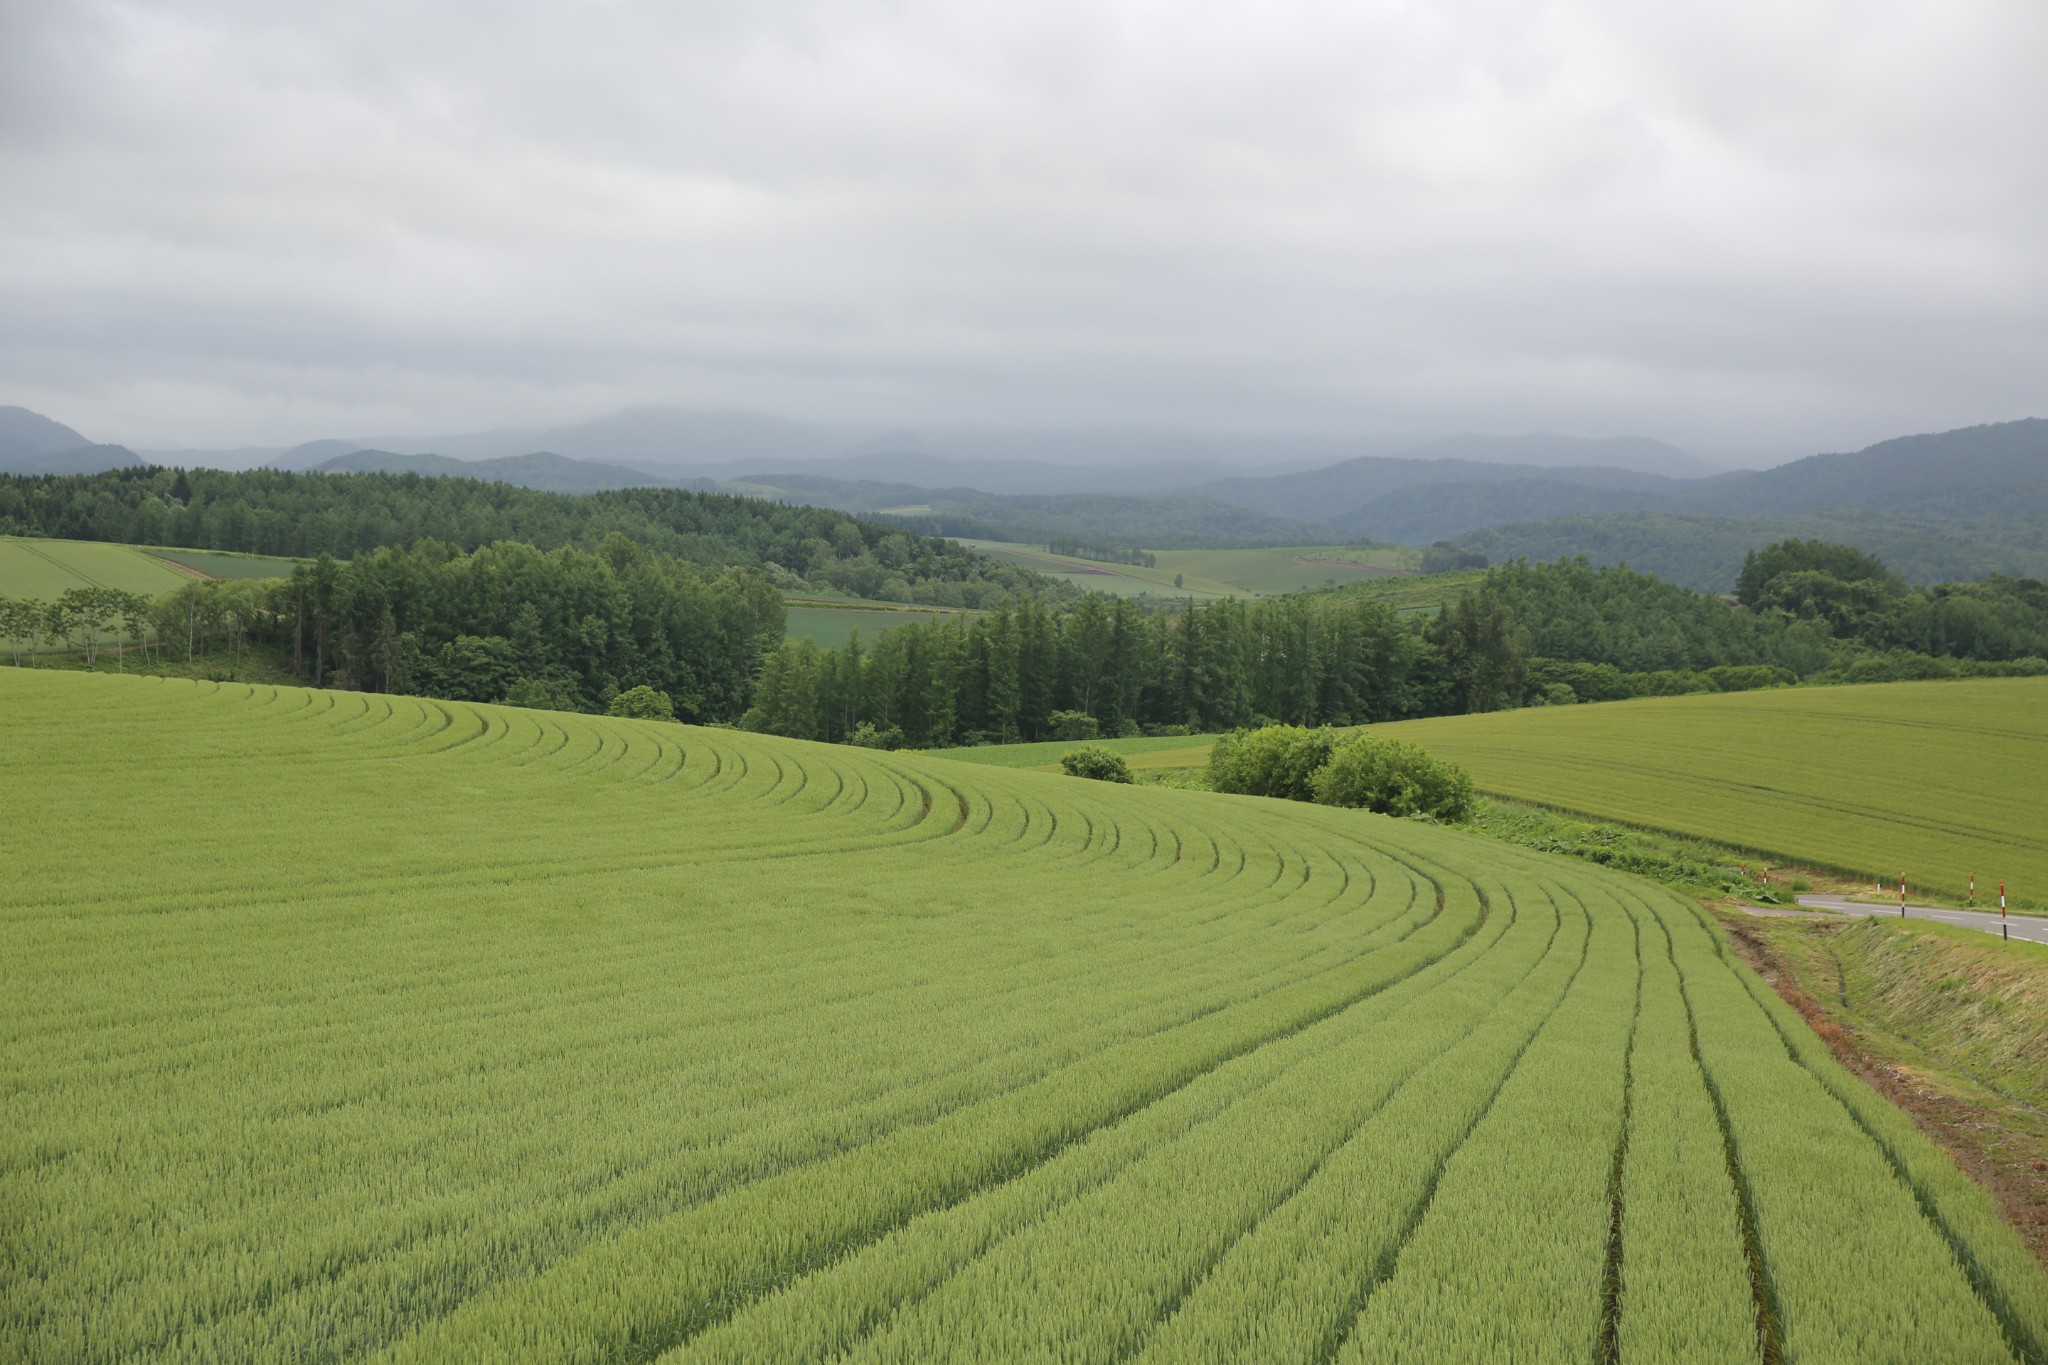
[606,685,676,721]
[1311,734,1476,822]
[504,674,583,712]
[1207,725,1341,802]
[1061,746,1134,783]
[1049,710,1100,741]
[848,721,905,749]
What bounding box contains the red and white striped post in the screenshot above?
[2001,879,2008,942]
[1970,871,1976,905]
[1900,872,1907,918]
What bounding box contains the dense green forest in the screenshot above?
[743,549,2048,746]
[0,466,1058,607]
[3,537,784,720]
[1449,506,2048,591]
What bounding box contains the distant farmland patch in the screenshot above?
[0,537,302,603]
[952,540,1438,600]
[146,548,304,580]
[1,537,200,600]
[954,539,1244,598]
[1150,543,1421,595]
[783,596,974,644]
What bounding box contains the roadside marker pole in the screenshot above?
[1970,871,1976,906]
[2002,880,2008,942]
[1900,872,1907,918]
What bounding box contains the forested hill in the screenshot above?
[0,465,1064,608]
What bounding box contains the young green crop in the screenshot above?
[0,535,200,600]
[2,670,2043,1363]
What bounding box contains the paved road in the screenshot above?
[1760,894,2048,945]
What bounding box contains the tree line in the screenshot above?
[0,466,1063,608]
[740,589,1525,747]
[2,536,786,721]
[740,547,2048,748]
[10,532,2040,742]
[1045,537,1157,567]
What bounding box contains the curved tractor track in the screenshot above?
[2,672,2043,1364]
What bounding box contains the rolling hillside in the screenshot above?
[4,670,2044,1362]
[1370,678,2048,907]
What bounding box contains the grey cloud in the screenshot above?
[2,0,2042,454]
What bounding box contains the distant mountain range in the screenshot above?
[307,449,690,495]
[126,407,1733,483]
[0,406,145,476]
[8,400,2043,589]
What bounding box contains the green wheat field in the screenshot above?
[3,671,2043,1363]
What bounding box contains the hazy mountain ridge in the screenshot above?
[309,449,682,494]
[7,401,2043,588]
[0,407,94,465]
[0,442,147,477]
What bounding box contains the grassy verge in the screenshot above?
[1714,910,2048,1272]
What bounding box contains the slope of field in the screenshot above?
[1148,544,1420,594]
[5,670,2045,1363]
[0,536,199,599]
[954,539,1246,598]
[1372,679,2048,907]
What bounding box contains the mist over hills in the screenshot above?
[307,449,687,495]
[9,399,2043,590]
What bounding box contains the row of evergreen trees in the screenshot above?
[1045,537,1157,567]
[740,590,1526,747]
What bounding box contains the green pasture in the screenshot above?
[1149,543,1421,594]
[1373,678,2048,907]
[4,669,2043,1362]
[954,539,1246,599]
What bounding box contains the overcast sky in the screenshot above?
[2,0,2043,456]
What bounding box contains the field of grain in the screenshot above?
[1373,678,2048,907]
[0,536,301,602]
[5,670,2043,1362]
[0,536,199,600]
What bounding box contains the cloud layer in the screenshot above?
[3,0,2043,453]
